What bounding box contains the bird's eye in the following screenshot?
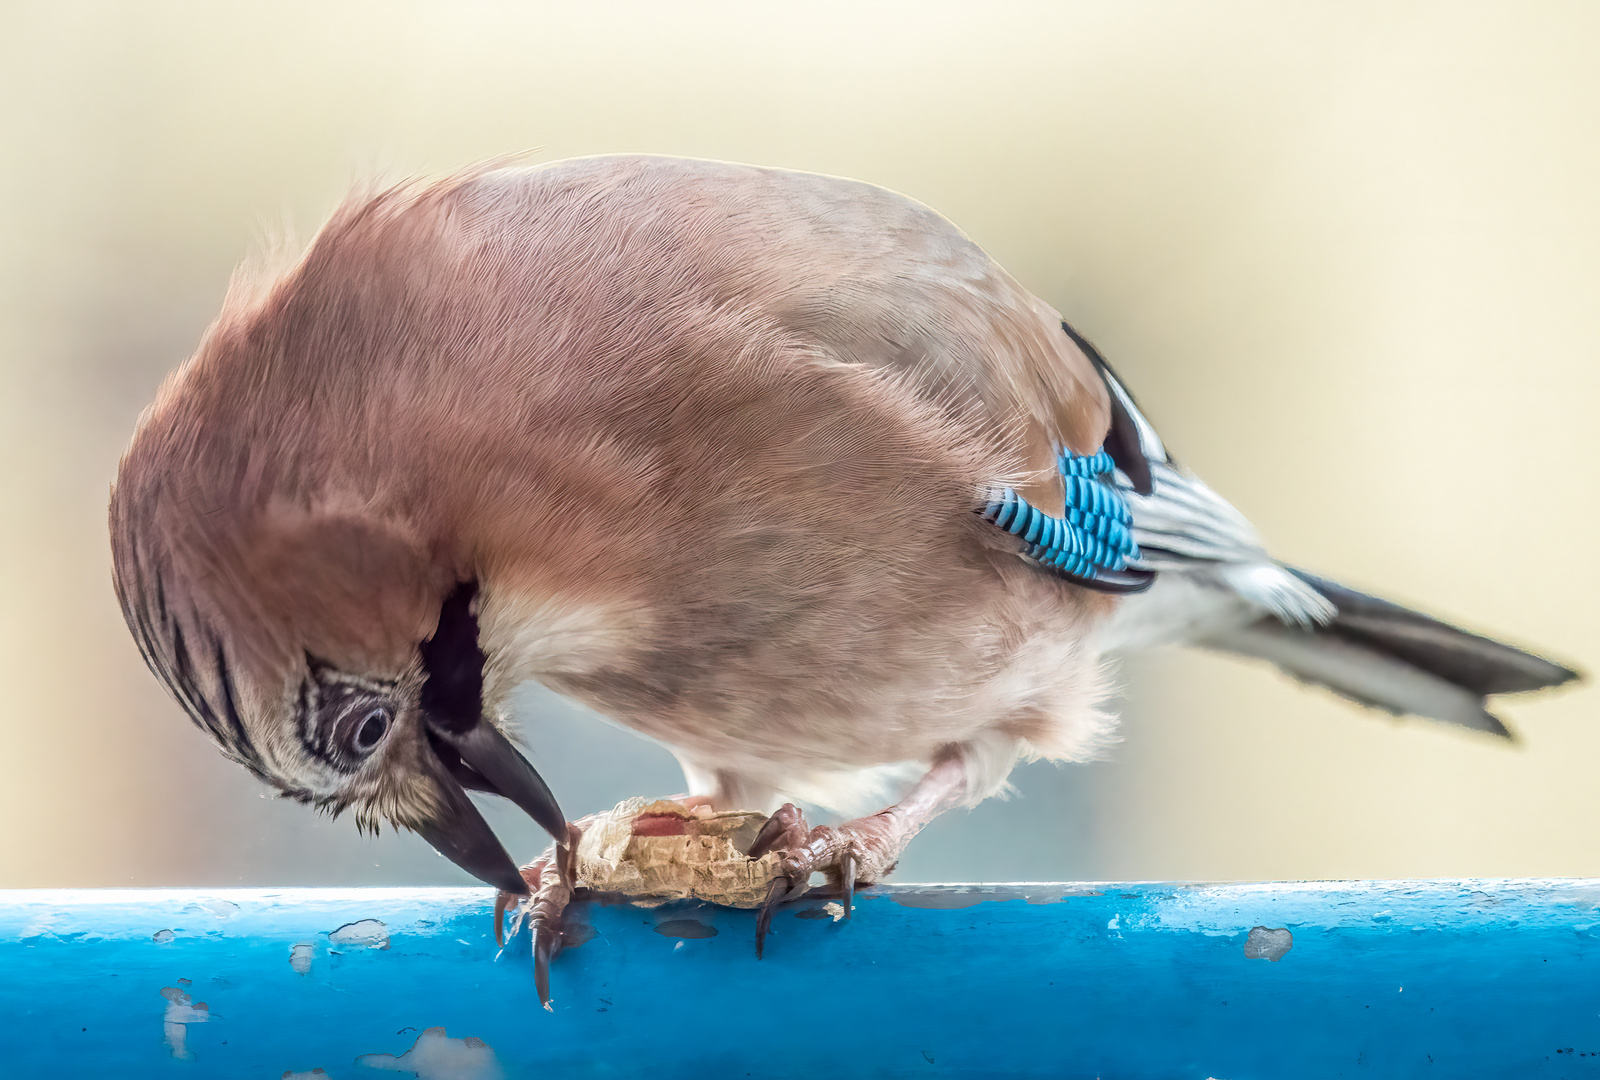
[324,696,395,766]
[301,668,401,772]
[351,706,392,753]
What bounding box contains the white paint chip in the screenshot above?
[357,1026,501,1079]
[1243,926,1293,962]
[328,919,390,950]
[160,985,210,1061]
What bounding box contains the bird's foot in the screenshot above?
[494,824,580,1010]
[491,796,721,1008]
[744,802,909,958]
[744,753,971,958]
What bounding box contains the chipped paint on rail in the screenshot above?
[3,881,1599,1077]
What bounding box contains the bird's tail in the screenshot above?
[1069,320,1578,738]
[1199,572,1579,739]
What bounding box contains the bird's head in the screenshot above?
[108,463,566,895]
[106,177,574,893]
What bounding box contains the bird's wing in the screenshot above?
[458,157,1149,599]
[978,446,1154,592]
[609,157,1115,500]
[632,158,1150,589]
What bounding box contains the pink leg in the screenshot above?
[746,751,969,957]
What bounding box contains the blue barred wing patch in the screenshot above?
[981,448,1155,594]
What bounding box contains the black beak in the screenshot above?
[419,716,569,896]
[410,579,568,894]
[412,773,532,897]
[432,718,568,840]
[416,719,568,895]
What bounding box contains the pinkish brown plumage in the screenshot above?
[111,155,1576,986]
[111,156,1124,891]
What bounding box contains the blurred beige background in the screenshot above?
[1,1,1595,887]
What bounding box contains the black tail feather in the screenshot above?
[1204,571,1579,740]
[1289,570,1579,697]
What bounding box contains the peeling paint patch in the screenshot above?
[328,919,389,950]
[788,902,846,921]
[654,918,717,939]
[563,923,598,949]
[189,898,240,919]
[1022,891,1076,905]
[1244,926,1293,961]
[152,929,175,944]
[281,1070,329,1079]
[289,942,315,975]
[160,982,210,1060]
[892,889,985,910]
[357,1026,500,1079]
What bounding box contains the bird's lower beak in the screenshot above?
[414,717,567,895]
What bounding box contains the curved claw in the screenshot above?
[755,875,799,959]
[493,889,513,947]
[532,916,561,1010]
[838,848,858,921]
[747,811,790,861]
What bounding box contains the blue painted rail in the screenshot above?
[4,881,1599,1078]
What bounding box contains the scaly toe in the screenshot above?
[494,858,550,946]
[747,802,808,860]
[747,815,789,861]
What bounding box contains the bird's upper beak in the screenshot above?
[404,579,565,893]
[413,714,567,895]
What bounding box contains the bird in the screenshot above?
[109,154,1575,949]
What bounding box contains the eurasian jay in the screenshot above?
[109,155,1574,954]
